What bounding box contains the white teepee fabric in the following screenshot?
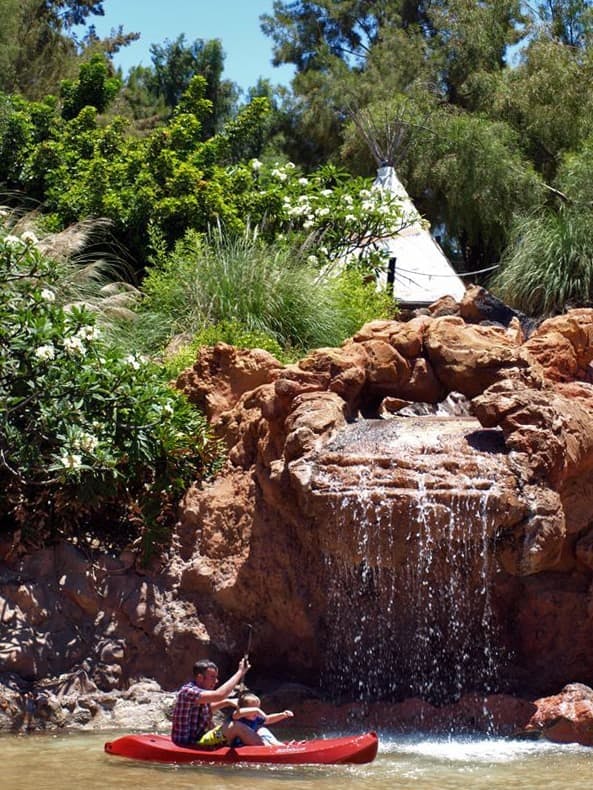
[373,165,465,305]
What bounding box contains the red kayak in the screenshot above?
[104,731,378,765]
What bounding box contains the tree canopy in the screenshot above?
[3,1,593,308]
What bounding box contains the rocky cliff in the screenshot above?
[3,286,593,740]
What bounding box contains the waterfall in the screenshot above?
[320,462,507,705]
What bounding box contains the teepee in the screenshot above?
[347,101,465,306]
[372,164,465,306]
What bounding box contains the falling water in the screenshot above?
[403,478,504,703]
[320,442,507,706]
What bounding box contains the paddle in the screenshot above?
[237,623,253,694]
[244,623,253,662]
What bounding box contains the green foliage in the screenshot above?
[426,0,524,107]
[0,224,220,557]
[0,81,411,276]
[163,321,288,380]
[533,0,593,46]
[148,35,239,136]
[490,203,593,315]
[407,109,544,266]
[60,54,121,120]
[0,78,275,258]
[492,37,593,180]
[0,0,116,100]
[491,135,593,314]
[327,266,396,334]
[137,225,395,358]
[260,0,530,269]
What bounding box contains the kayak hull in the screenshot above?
[104,731,378,765]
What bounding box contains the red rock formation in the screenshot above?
[4,291,593,744]
[520,684,593,746]
[170,302,593,707]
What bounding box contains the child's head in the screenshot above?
[238,692,260,707]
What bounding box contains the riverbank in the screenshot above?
[2,673,592,747]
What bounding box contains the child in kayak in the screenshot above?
[232,692,294,746]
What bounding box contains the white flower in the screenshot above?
[320,189,333,197]
[271,168,288,181]
[162,402,174,416]
[124,354,141,370]
[343,194,353,205]
[315,207,330,217]
[21,230,39,245]
[76,325,100,341]
[61,453,82,470]
[285,162,296,169]
[0,207,9,218]
[345,214,357,222]
[35,344,55,361]
[78,433,98,452]
[40,288,55,302]
[361,200,374,211]
[298,177,309,186]
[3,235,22,247]
[307,254,318,264]
[251,158,262,171]
[303,219,315,229]
[63,336,86,356]
[359,189,372,198]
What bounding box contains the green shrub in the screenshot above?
[491,205,593,314]
[163,320,287,379]
[0,227,221,559]
[138,226,396,358]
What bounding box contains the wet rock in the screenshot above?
[520,683,593,746]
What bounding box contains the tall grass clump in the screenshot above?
[136,226,395,359]
[491,205,593,315]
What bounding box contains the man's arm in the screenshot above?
[197,658,250,703]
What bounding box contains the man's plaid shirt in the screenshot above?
[171,681,212,745]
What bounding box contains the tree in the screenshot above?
[148,35,239,137]
[260,0,531,270]
[261,1,406,72]
[108,65,168,132]
[0,0,137,99]
[425,0,524,108]
[490,134,593,313]
[532,0,593,46]
[60,53,121,119]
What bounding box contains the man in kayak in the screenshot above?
[171,656,263,748]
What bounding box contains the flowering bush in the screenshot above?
[0,82,411,273]
[231,160,411,271]
[0,226,220,557]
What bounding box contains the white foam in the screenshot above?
[378,736,586,763]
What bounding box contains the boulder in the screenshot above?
[520,684,593,746]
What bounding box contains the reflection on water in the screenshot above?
[1,731,591,790]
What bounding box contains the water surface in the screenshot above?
[2,731,590,790]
